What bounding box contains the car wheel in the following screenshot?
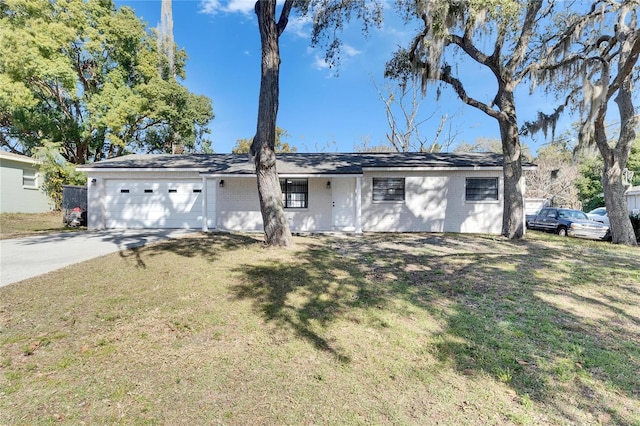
[558,227,568,237]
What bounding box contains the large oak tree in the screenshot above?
[533,0,639,245]
[251,0,381,246]
[0,0,213,164]
[386,0,554,239]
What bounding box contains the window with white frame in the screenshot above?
[22,168,38,189]
[280,178,308,208]
[373,178,405,202]
[465,177,498,201]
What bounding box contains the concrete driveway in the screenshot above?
[0,229,195,287]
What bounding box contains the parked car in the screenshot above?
[526,207,609,240]
[587,207,609,226]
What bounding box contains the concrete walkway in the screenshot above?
[0,229,194,287]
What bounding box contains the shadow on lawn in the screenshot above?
[230,240,387,364]
[143,232,640,422]
[125,232,261,268]
[232,233,639,423]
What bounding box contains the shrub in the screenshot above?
[35,143,86,210]
[630,213,640,242]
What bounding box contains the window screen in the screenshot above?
[465,178,498,201]
[373,178,405,202]
[280,178,308,208]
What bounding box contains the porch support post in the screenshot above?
[355,175,362,233]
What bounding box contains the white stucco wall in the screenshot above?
[217,177,333,232]
[0,157,52,213]
[86,169,505,235]
[361,170,503,234]
[627,187,640,214]
[216,177,262,231]
[88,172,335,232]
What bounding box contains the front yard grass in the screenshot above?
[0,212,82,239]
[1,232,638,425]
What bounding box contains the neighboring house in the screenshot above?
[77,152,537,234]
[0,151,52,213]
[525,198,548,215]
[626,186,640,215]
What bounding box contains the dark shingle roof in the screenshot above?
[78,152,534,174]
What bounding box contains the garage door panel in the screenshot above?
[105,179,203,229]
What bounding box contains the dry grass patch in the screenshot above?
[0,212,82,239]
[1,232,638,425]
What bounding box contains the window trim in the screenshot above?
[372,177,405,203]
[22,168,38,189]
[280,178,308,209]
[465,177,499,202]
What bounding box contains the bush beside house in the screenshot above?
[630,213,640,242]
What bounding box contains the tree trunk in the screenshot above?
[602,161,636,244]
[497,93,525,239]
[253,0,292,247]
[597,76,637,245]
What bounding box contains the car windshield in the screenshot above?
[589,208,606,216]
[560,210,588,220]
[571,211,588,220]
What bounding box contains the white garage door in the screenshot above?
[105,180,203,229]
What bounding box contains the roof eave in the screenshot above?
[76,167,209,173]
[363,166,507,172]
[0,153,42,165]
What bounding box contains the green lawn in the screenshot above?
[1,231,638,425]
[0,212,83,239]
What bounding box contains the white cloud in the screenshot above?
[225,0,255,14]
[309,43,360,77]
[199,0,254,15]
[286,15,311,38]
[199,0,221,15]
[313,55,330,71]
[342,44,361,57]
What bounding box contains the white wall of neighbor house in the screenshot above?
[627,187,640,214]
[525,198,548,215]
[0,158,52,213]
[361,170,504,234]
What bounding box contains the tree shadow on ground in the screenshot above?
[230,233,639,423]
[229,239,388,363]
[124,232,261,268]
[334,233,640,424]
[136,231,640,423]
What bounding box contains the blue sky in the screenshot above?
[116,0,571,155]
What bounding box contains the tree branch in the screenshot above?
[507,0,543,77]
[609,32,640,95]
[439,65,500,120]
[449,34,491,67]
[277,0,294,37]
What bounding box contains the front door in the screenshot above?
[332,178,356,231]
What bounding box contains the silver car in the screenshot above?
[587,207,609,227]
